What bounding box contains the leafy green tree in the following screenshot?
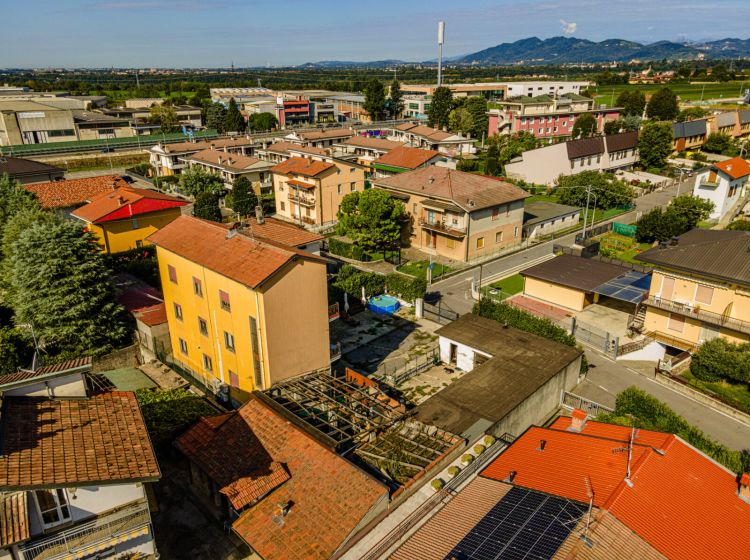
[0,327,34,374]
[691,338,750,383]
[711,62,731,82]
[635,195,713,242]
[677,64,692,79]
[667,195,714,229]
[621,115,642,132]
[465,96,489,139]
[615,90,647,117]
[388,79,404,119]
[336,189,404,257]
[603,120,622,135]
[489,131,539,168]
[193,192,222,222]
[8,221,127,358]
[485,143,500,176]
[224,97,245,132]
[228,176,258,217]
[363,79,386,121]
[727,219,750,231]
[149,104,178,133]
[448,107,473,135]
[646,87,679,121]
[179,166,226,197]
[638,121,673,170]
[247,112,278,131]
[1,206,60,293]
[703,133,732,154]
[427,86,453,129]
[676,107,707,122]
[556,171,634,210]
[571,113,598,138]
[205,102,227,133]
[0,175,39,238]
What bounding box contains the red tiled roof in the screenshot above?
[148,215,325,289]
[0,393,160,489]
[176,395,387,560]
[296,128,354,141]
[271,156,334,177]
[342,136,402,151]
[373,145,440,169]
[133,303,168,326]
[714,156,750,180]
[0,493,29,547]
[0,357,93,387]
[481,420,750,560]
[25,175,128,209]
[243,217,323,248]
[71,185,187,223]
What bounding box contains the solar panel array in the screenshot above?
[592,271,651,304]
[444,486,587,560]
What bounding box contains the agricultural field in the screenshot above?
[597,232,651,264]
[593,81,748,105]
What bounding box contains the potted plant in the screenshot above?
[431,478,445,491]
[461,453,474,465]
[447,466,461,477]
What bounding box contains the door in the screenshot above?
[449,343,458,364]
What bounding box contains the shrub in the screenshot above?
[447,466,461,477]
[385,272,427,303]
[461,453,474,464]
[483,435,496,446]
[691,338,750,384]
[473,444,486,454]
[328,238,366,261]
[127,163,153,177]
[333,265,385,299]
[474,299,577,348]
[135,388,217,446]
[431,478,445,491]
[105,246,159,287]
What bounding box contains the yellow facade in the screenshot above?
[523,276,588,311]
[156,247,331,403]
[88,208,184,254]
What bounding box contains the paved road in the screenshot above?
[575,350,750,451]
[431,178,688,315]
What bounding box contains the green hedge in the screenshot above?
[691,338,750,384]
[328,238,366,261]
[385,272,426,303]
[598,386,750,474]
[135,388,217,445]
[333,265,426,303]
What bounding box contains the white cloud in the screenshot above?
[560,19,577,34]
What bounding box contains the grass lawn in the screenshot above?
[681,369,750,416]
[525,193,560,204]
[592,81,747,105]
[398,260,453,280]
[489,274,525,296]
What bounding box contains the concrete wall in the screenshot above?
[505,142,569,186]
[523,276,587,311]
[692,170,745,220]
[524,211,581,239]
[92,344,141,373]
[89,208,184,254]
[4,373,87,398]
[438,336,492,372]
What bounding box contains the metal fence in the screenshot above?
[375,345,440,386]
[558,317,619,358]
[560,391,614,417]
[423,301,460,324]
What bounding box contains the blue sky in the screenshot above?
[3,0,749,68]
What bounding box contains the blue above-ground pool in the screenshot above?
[368,295,401,315]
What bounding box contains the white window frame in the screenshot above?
[33,489,72,530]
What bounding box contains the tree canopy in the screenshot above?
[363,79,386,121]
[427,87,453,129]
[247,112,278,132]
[636,195,714,242]
[571,113,597,138]
[646,87,679,121]
[336,189,404,256]
[615,90,646,117]
[388,79,404,119]
[675,107,707,123]
[638,121,673,170]
[464,96,489,139]
[179,166,226,197]
[224,97,246,132]
[205,102,227,133]
[228,176,258,218]
[0,175,39,241]
[448,107,473,135]
[488,131,539,169]
[556,171,634,210]
[703,132,732,154]
[193,191,222,222]
[149,104,178,133]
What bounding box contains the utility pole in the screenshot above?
[581,186,592,241]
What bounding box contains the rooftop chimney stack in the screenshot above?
[255,205,265,225]
[570,408,588,432]
[503,470,517,484]
[538,439,547,452]
[739,473,750,504]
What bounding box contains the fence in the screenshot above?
[423,301,460,325]
[374,345,440,386]
[560,391,614,416]
[559,317,619,358]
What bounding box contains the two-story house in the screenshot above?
[148,215,332,405]
[387,123,475,156]
[271,156,366,227]
[335,136,402,170]
[71,185,189,253]
[149,140,211,176]
[692,157,750,220]
[0,359,161,560]
[256,141,330,164]
[672,119,708,152]
[180,148,274,194]
[635,229,750,353]
[374,167,529,262]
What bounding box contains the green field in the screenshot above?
[489,274,525,296]
[593,81,748,106]
[681,370,750,416]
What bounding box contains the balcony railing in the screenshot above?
[328,302,340,322]
[418,217,466,238]
[644,296,750,336]
[330,342,342,362]
[19,502,151,560]
[288,192,315,207]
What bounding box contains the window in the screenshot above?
[491,208,499,221]
[349,168,355,173]
[229,370,240,388]
[350,182,356,192]
[224,331,236,352]
[520,117,526,124]
[34,489,71,529]
[514,226,519,238]
[529,117,535,124]
[476,237,485,249]
[193,277,203,297]
[202,354,213,372]
[667,313,685,333]
[412,203,417,214]
[136,240,143,248]
[173,303,183,321]
[179,338,188,355]
[496,231,504,243]
[219,290,231,311]
[48,129,75,138]
[337,184,342,194]
[280,201,285,211]
[198,317,208,336]
[660,276,675,300]
[446,238,455,249]
[695,285,714,305]
[538,128,543,134]
[168,264,178,284]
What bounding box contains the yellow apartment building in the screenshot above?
[636,229,750,351]
[148,215,331,404]
[71,185,188,253]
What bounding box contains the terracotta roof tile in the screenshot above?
[373,145,439,169]
[133,303,168,326]
[296,128,354,141]
[0,493,29,547]
[342,136,402,151]
[0,393,160,489]
[71,185,187,223]
[242,217,323,248]
[270,156,334,177]
[714,156,750,180]
[0,357,93,388]
[183,148,265,171]
[25,175,128,209]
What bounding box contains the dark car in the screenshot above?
[119,174,135,184]
[423,291,441,305]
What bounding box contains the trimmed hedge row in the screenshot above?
[691,338,750,383]
[328,238,366,261]
[333,265,426,303]
[385,272,427,303]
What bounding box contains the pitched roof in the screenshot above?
[0,357,93,389]
[133,303,168,326]
[341,136,402,151]
[372,145,440,170]
[672,119,707,138]
[176,395,388,560]
[636,229,750,286]
[0,392,160,489]
[0,156,63,179]
[0,493,29,547]
[270,156,334,177]
[521,254,633,292]
[71,185,187,223]
[714,156,750,180]
[375,166,529,212]
[156,140,212,154]
[740,109,750,125]
[241,217,324,248]
[605,131,639,153]
[183,148,265,171]
[25,175,129,209]
[394,123,457,142]
[148,215,325,289]
[566,136,605,159]
[482,419,750,560]
[296,128,354,141]
[523,201,581,227]
[716,111,737,128]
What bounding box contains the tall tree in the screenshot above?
[638,121,673,169]
[615,91,647,117]
[228,176,258,217]
[363,79,386,122]
[571,113,598,138]
[427,86,453,129]
[448,108,473,135]
[8,222,127,358]
[703,133,732,154]
[0,175,39,239]
[676,107,706,122]
[247,112,278,131]
[336,190,404,257]
[206,102,227,133]
[179,166,226,197]
[224,97,246,132]
[485,143,500,176]
[0,327,34,374]
[646,87,679,121]
[388,79,404,119]
[603,120,622,135]
[149,104,178,133]
[636,196,713,243]
[193,192,222,222]
[465,96,489,139]
[556,171,635,210]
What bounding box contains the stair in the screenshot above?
[630,305,647,331]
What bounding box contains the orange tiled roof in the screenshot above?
[25,175,128,209]
[296,128,354,141]
[133,303,168,326]
[271,156,334,177]
[176,395,387,560]
[481,419,750,560]
[243,217,324,248]
[183,148,264,170]
[0,493,29,547]
[342,136,402,151]
[714,156,750,180]
[373,145,440,169]
[0,357,93,388]
[148,215,325,289]
[71,185,187,223]
[0,393,161,489]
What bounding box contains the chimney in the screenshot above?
[255,205,265,224]
[537,439,547,452]
[503,470,517,484]
[276,501,292,517]
[217,156,223,165]
[428,175,434,184]
[570,408,587,432]
[739,473,750,504]
[117,195,125,205]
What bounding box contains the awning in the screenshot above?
[592,270,652,304]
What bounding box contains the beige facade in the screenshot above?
[523,276,588,311]
[0,101,77,145]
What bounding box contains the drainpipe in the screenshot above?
[254,291,268,389]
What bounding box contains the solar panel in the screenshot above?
[591,271,652,304]
[444,487,587,560]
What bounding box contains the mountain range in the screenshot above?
[300,36,750,67]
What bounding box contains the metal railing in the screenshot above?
[560,391,614,416]
[19,502,151,560]
[644,296,750,335]
[418,218,466,237]
[288,192,316,207]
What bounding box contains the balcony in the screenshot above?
[418,217,466,238]
[644,296,750,336]
[328,302,340,322]
[330,342,342,362]
[288,192,316,207]
[19,502,151,560]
